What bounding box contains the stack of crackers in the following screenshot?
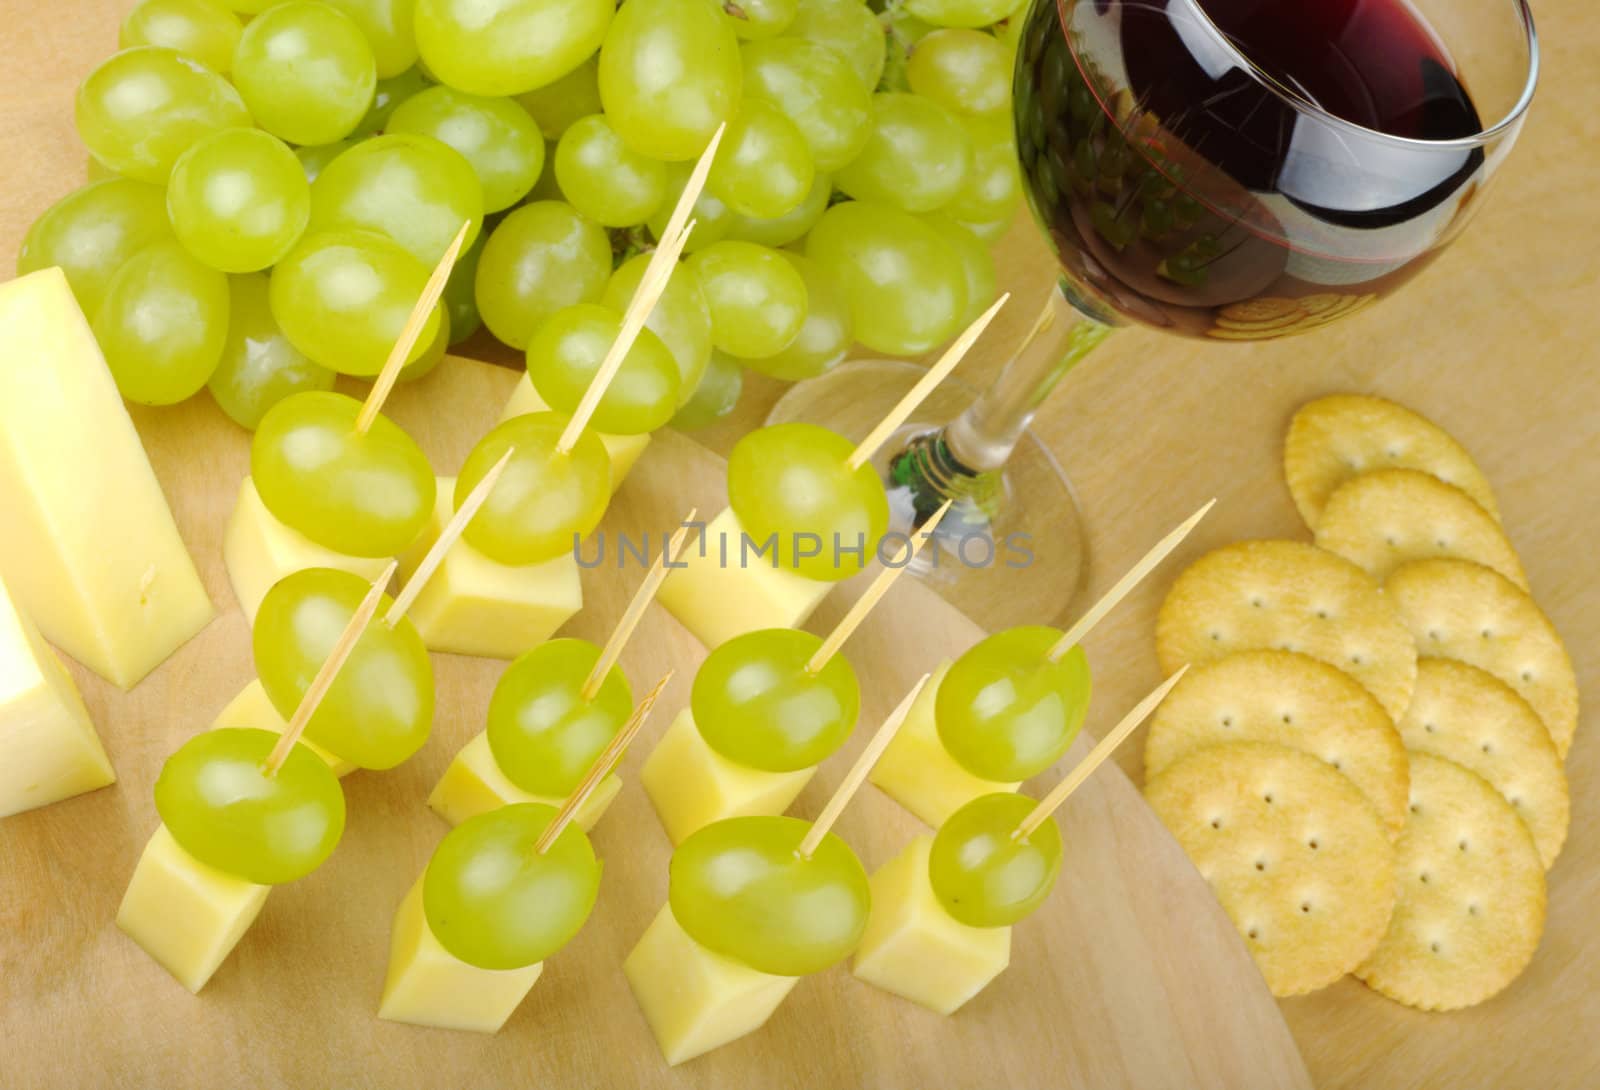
[1142,395,1577,1010]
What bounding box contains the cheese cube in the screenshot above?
[395,477,582,659]
[851,835,1010,1014]
[210,679,355,777]
[116,824,270,993]
[640,708,814,845]
[0,267,213,688]
[869,661,1020,827]
[656,507,833,649]
[502,372,649,491]
[428,730,620,830]
[223,476,393,625]
[378,875,543,1033]
[0,571,115,817]
[624,903,798,1065]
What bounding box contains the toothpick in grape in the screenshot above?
[580,510,698,701]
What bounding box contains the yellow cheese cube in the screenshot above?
[223,476,393,625]
[395,477,582,659]
[501,372,649,491]
[851,835,1010,1014]
[116,824,270,994]
[428,730,620,829]
[210,679,355,777]
[624,903,798,1065]
[379,875,543,1033]
[0,267,214,688]
[0,571,115,817]
[656,507,833,649]
[640,708,814,845]
[869,661,1020,827]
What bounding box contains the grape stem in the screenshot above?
[580,509,698,700]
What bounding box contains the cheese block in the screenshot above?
[211,679,355,777]
[501,372,649,491]
[624,903,798,1066]
[378,875,544,1033]
[116,824,270,994]
[870,661,1019,827]
[852,835,1010,1014]
[428,730,620,830]
[395,477,582,659]
[223,476,393,626]
[640,708,814,846]
[0,570,115,818]
[656,507,833,649]
[0,267,213,688]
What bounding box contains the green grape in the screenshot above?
[806,200,967,355]
[398,306,451,382]
[603,253,713,403]
[309,133,484,265]
[836,93,970,213]
[515,54,601,140]
[787,0,887,91]
[232,3,377,145]
[208,273,335,429]
[167,128,310,273]
[526,304,681,435]
[324,0,418,79]
[93,239,228,405]
[295,139,355,184]
[726,422,887,581]
[255,567,435,769]
[905,0,1023,29]
[670,350,743,430]
[352,65,432,136]
[741,253,851,381]
[741,39,870,173]
[943,111,1021,229]
[686,241,808,360]
[75,47,249,184]
[474,202,609,349]
[725,172,830,248]
[928,792,1062,928]
[443,230,485,343]
[252,390,436,556]
[692,628,859,772]
[708,100,814,220]
[456,413,611,565]
[388,87,544,213]
[923,214,997,325]
[413,1,613,99]
[906,29,1009,115]
[486,638,632,797]
[120,0,242,74]
[646,163,735,254]
[598,0,741,161]
[155,728,345,885]
[723,0,795,40]
[86,156,121,182]
[553,114,667,227]
[423,803,601,970]
[527,142,566,201]
[935,626,1091,782]
[222,0,275,10]
[16,179,170,318]
[670,815,869,976]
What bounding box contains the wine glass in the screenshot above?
[769,0,1539,628]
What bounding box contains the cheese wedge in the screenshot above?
[0,267,213,688]
[852,835,1010,1014]
[501,372,649,491]
[378,875,544,1033]
[210,679,355,777]
[625,903,798,1066]
[428,730,620,830]
[640,708,814,845]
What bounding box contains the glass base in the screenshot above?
[767,360,1087,630]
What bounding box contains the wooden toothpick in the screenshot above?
[580,510,698,701]
[1046,499,1215,662]
[1013,665,1189,839]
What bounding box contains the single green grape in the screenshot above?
[553,114,667,228]
[708,99,814,220]
[208,273,335,429]
[741,252,852,381]
[837,93,971,214]
[268,228,442,376]
[324,0,419,78]
[75,46,249,184]
[120,0,242,74]
[786,0,886,91]
[905,0,1023,29]
[686,240,808,360]
[722,0,795,39]
[155,728,346,885]
[423,803,601,970]
[232,2,377,146]
[741,38,870,173]
[598,0,741,161]
[603,253,713,404]
[456,412,611,565]
[295,139,355,184]
[309,133,484,266]
[251,390,435,556]
[352,65,432,136]
[474,201,610,349]
[923,214,997,325]
[486,638,632,797]
[526,304,681,435]
[398,305,451,382]
[670,350,743,430]
[726,422,888,582]
[442,231,484,344]
[255,567,435,769]
[16,179,170,318]
[222,0,275,10]
[93,238,228,405]
[388,87,544,213]
[944,111,1022,229]
[935,626,1091,782]
[670,815,869,976]
[725,172,830,249]
[646,163,736,254]
[515,54,601,140]
[928,792,1062,928]
[414,0,612,97]
[167,128,310,273]
[906,29,1010,115]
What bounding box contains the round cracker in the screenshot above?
[1355,753,1546,1011]
[1220,296,1300,323]
[1145,649,1409,838]
[1284,395,1500,530]
[1386,558,1578,759]
[1398,659,1569,869]
[1316,468,1527,590]
[1145,741,1397,996]
[1155,540,1418,721]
